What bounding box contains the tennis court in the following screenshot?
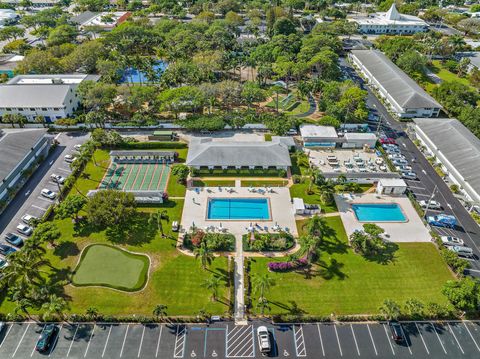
[99,162,171,192]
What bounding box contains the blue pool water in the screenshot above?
[207,198,270,220]
[120,61,167,84]
[352,203,406,222]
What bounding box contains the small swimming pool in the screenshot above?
[352,203,407,222]
[207,198,270,220]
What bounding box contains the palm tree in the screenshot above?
[256,296,270,315]
[34,115,47,128]
[202,275,221,301]
[194,242,214,270]
[252,273,275,299]
[14,297,34,318]
[41,294,67,320]
[304,215,327,238]
[319,183,334,205]
[148,210,169,237]
[86,306,99,320]
[270,85,285,113]
[379,299,401,320]
[299,235,320,262]
[153,304,168,320]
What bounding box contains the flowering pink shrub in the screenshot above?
[268,256,308,272]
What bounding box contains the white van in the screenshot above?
[449,245,474,258]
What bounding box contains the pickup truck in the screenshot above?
[427,214,457,228]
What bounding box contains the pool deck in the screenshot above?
[335,193,431,243]
[181,187,298,236]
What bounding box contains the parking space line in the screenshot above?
[447,323,464,354]
[0,324,13,349]
[32,325,46,357]
[84,324,95,358]
[414,323,429,355]
[399,325,412,355]
[67,324,79,357]
[12,323,30,358]
[226,325,254,358]
[464,322,480,352]
[155,325,163,358]
[367,324,378,356]
[334,325,343,357]
[37,196,54,203]
[430,322,447,354]
[101,326,112,358]
[173,325,187,358]
[120,324,129,357]
[293,325,307,357]
[316,324,325,356]
[58,168,71,173]
[350,325,360,356]
[137,326,145,358]
[383,324,395,355]
[31,205,47,211]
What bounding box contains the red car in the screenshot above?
[379,137,396,145]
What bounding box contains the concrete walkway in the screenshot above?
[234,234,247,325]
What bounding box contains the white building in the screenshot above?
[349,4,428,34]
[1,0,60,7]
[0,74,100,122]
[300,124,377,149]
[350,50,442,118]
[71,11,132,31]
[413,118,480,204]
[376,178,407,195]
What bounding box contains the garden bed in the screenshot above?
[242,232,295,252]
[184,230,236,252]
[192,168,287,177]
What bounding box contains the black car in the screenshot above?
[0,244,16,256]
[35,324,57,353]
[389,320,404,343]
[4,233,24,247]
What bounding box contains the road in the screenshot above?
[340,57,480,276]
[0,320,479,358]
[0,132,89,246]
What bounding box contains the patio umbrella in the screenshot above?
[219,222,223,230]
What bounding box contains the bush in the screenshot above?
[440,248,470,275]
[268,257,308,272]
[450,184,460,194]
[122,141,187,149]
[243,232,295,251]
[184,230,235,251]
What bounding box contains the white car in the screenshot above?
[16,223,33,236]
[64,154,77,163]
[375,158,384,165]
[41,188,56,200]
[401,172,417,180]
[440,236,464,247]
[388,153,406,160]
[392,159,408,166]
[257,326,271,355]
[74,144,83,151]
[419,200,442,210]
[21,214,38,225]
[50,174,66,184]
[395,165,412,172]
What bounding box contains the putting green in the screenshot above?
[72,244,149,292]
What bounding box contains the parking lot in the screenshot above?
[0,132,89,251]
[1,320,479,358]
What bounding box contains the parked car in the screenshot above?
[64,154,76,163]
[0,259,8,269]
[50,174,66,184]
[440,236,464,247]
[392,159,408,166]
[401,172,417,180]
[375,158,384,165]
[35,324,57,353]
[379,137,396,145]
[448,245,474,258]
[22,214,38,225]
[74,144,82,151]
[0,322,5,334]
[0,244,16,256]
[395,165,412,172]
[4,233,23,247]
[382,143,399,150]
[256,326,271,355]
[41,188,56,199]
[286,128,298,135]
[419,200,442,210]
[389,320,404,343]
[427,214,457,228]
[388,154,406,160]
[16,223,33,236]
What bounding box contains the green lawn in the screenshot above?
[166,166,187,197]
[73,244,149,292]
[192,180,236,187]
[0,199,231,317]
[241,180,288,187]
[72,149,111,196]
[425,60,473,93]
[289,183,338,213]
[249,216,453,316]
[285,100,310,116]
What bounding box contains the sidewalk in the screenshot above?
[234,234,247,325]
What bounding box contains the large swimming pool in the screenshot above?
[352,203,407,222]
[207,198,270,220]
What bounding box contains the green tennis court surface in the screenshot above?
[100,163,171,192]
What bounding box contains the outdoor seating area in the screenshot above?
[308,149,389,174]
[245,222,290,233]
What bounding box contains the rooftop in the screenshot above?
[0,129,48,181]
[350,4,427,26]
[186,138,292,167]
[300,124,338,139]
[414,118,480,197]
[378,178,407,187]
[350,50,442,110]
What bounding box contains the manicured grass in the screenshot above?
[264,134,272,141]
[285,100,310,115]
[289,183,338,213]
[192,180,236,187]
[71,149,111,196]
[72,244,149,292]
[241,180,288,187]
[425,60,474,92]
[249,216,454,316]
[0,199,231,316]
[167,166,187,197]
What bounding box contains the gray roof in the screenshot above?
[0,85,73,108]
[351,50,442,110]
[71,11,100,25]
[0,129,48,181]
[110,150,176,157]
[414,118,480,196]
[186,138,292,167]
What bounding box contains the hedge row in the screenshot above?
[121,141,187,149]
